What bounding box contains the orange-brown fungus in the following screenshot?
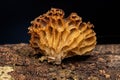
[28,8,97,64]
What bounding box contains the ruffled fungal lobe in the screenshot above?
[28,8,97,64]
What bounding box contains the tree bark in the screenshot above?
[0,43,120,80]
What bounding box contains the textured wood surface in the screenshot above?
[0,43,120,80]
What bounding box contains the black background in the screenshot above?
[0,0,119,44]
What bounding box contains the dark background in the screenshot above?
[0,0,119,44]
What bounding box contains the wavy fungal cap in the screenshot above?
[28,8,97,64]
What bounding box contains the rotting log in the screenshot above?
[0,43,120,80]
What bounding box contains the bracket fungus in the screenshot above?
[28,8,97,64]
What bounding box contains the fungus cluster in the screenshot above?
[28,8,97,64]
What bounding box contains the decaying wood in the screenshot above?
[0,43,120,80]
